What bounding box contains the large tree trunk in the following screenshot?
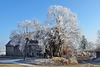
[50,47,53,58]
[24,43,28,60]
[59,45,62,57]
[50,42,54,58]
[24,45,26,60]
[24,38,29,60]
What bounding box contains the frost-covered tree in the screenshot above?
[80,35,88,50]
[87,42,96,51]
[10,19,49,59]
[97,30,100,48]
[46,5,82,57]
[10,5,82,58]
[10,20,32,49]
[10,20,37,60]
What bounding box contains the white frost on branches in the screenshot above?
[10,5,82,53]
[47,5,82,49]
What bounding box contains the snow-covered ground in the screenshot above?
[19,58,55,65]
[90,58,100,64]
[0,58,55,66]
[1,57,100,66]
[81,57,100,64]
[0,59,33,66]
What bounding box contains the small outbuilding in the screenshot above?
[96,51,100,58]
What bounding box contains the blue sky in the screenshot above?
[0,0,100,49]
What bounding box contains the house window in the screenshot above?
[32,53,34,56]
[27,53,28,56]
[37,53,39,56]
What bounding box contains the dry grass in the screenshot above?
[76,55,91,63]
[0,64,100,67]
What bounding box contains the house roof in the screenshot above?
[6,40,38,46]
[5,41,14,46]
